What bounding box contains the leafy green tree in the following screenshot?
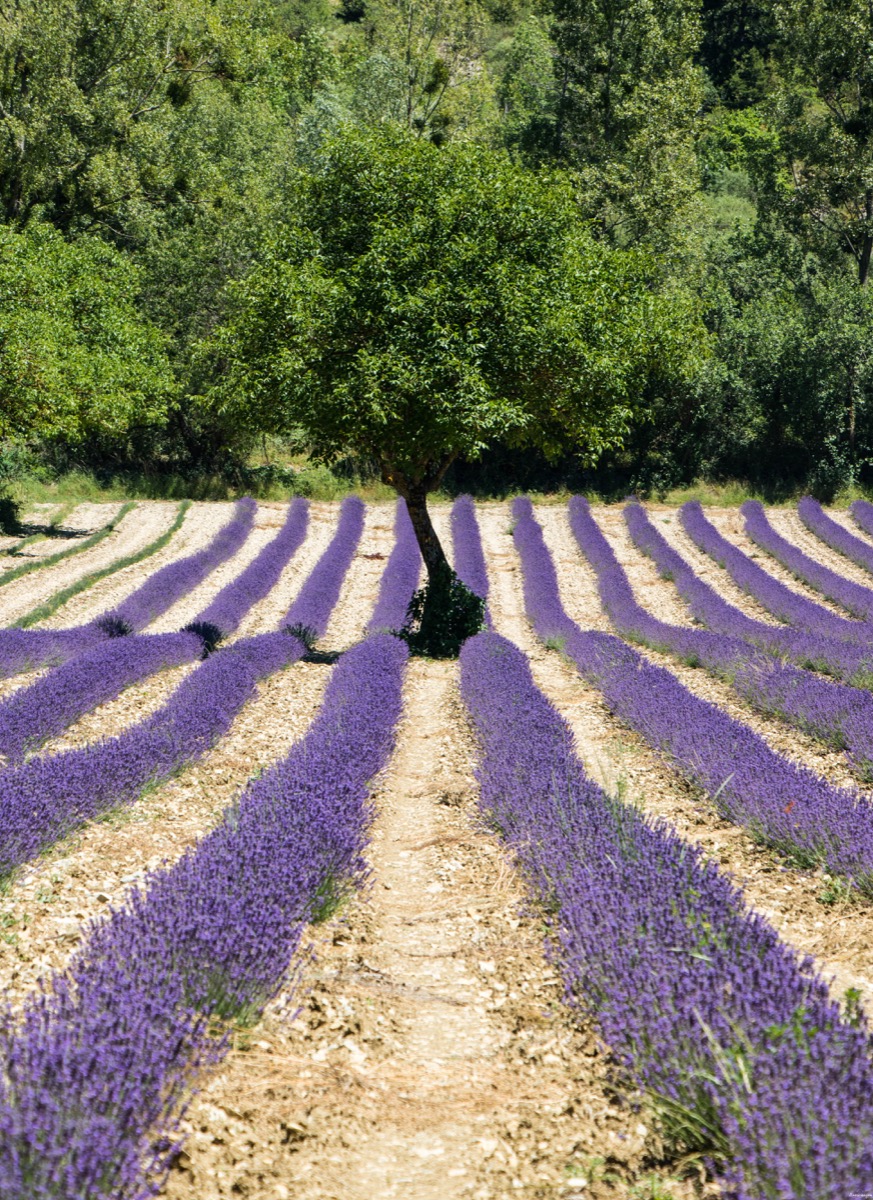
[332,0,496,144]
[698,0,776,108]
[0,0,306,240]
[755,0,873,285]
[0,222,172,448]
[548,0,704,245]
[212,128,702,612]
[497,15,557,158]
[657,230,873,498]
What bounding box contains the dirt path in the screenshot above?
[163,655,698,1200]
[37,501,232,630]
[477,504,873,1014]
[0,505,393,1009]
[0,502,176,625]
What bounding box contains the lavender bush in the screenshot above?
[100,497,258,635]
[0,632,306,882]
[743,500,873,622]
[461,629,873,1199]
[625,502,873,687]
[680,501,873,668]
[799,496,873,575]
[366,500,421,634]
[0,634,407,1200]
[284,495,364,639]
[0,501,311,765]
[568,498,873,779]
[185,498,308,641]
[0,632,203,766]
[0,502,364,881]
[512,498,873,894]
[450,494,491,611]
[851,498,873,539]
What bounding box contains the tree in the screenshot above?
[758,0,873,285]
[322,0,495,146]
[213,127,702,633]
[0,0,306,240]
[0,221,172,523]
[548,0,704,246]
[0,223,171,446]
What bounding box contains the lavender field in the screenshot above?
[1,495,873,1200]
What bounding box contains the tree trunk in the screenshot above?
[381,457,456,585]
[405,481,452,585]
[860,192,872,287]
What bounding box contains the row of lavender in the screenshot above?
[449,502,873,1197]
[0,497,366,883]
[0,497,258,679]
[515,499,873,892]
[0,499,424,1198]
[0,633,408,1199]
[0,499,310,764]
[460,630,873,1199]
[575,500,873,779]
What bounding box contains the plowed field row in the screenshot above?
[2,497,872,1199]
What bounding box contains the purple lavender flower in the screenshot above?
[0,501,363,881]
[284,496,364,641]
[101,497,258,634]
[566,498,873,780]
[799,496,873,576]
[367,500,421,633]
[191,498,309,639]
[682,501,873,644]
[625,501,873,686]
[0,634,407,1200]
[851,498,873,539]
[461,628,873,1200]
[0,499,258,680]
[0,501,311,765]
[512,497,873,895]
[743,500,873,622]
[450,495,490,599]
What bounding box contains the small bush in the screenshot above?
[399,569,485,658]
[182,621,224,658]
[0,492,20,535]
[284,622,318,651]
[95,616,134,638]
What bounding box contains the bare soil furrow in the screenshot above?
[478,504,873,1014]
[0,502,173,625]
[37,501,231,629]
[162,655,699,1200]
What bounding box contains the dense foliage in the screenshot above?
[0,0,872,498]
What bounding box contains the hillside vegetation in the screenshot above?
[1,0,872,506]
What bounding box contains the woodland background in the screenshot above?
[1,0,871,504]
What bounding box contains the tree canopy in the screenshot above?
[0,223,171,446]
[213,127,703,571]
